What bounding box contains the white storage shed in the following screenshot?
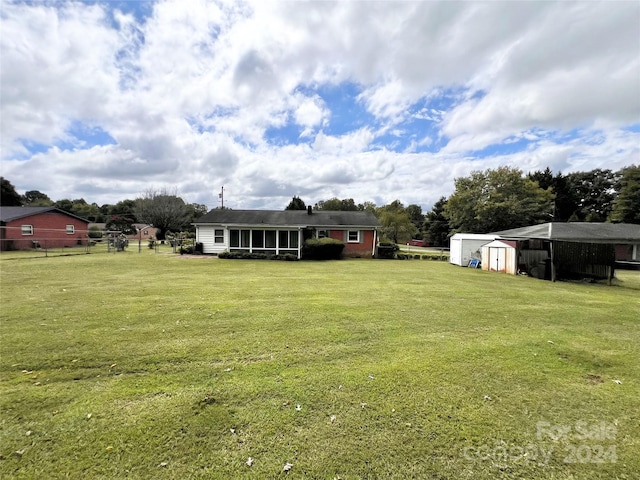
[481,240,518,274]
[449,233,498,267]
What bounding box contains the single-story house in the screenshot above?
[0,206,90,251]
[489,222,640,281]
[193,207,380,258]
[128,224,160,241]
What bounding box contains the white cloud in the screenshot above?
[1,0,638,212]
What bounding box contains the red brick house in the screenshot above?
[0,207,90,251]
[193,207,380,258]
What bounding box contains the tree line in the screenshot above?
[287,165,639,246]
[2,164,638,245]
[0,179,207,240]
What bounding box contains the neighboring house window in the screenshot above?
[214,229,224,244]
[347,230,360,243]
[317,230,329,238]
[143,229,148,236]
[21,225,33,235]
[66,225,75,234]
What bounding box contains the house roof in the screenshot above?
[0,206,90,224]
[494,222,640,243]
[193,209,381,228]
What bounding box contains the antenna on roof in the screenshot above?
[218,186,224,209]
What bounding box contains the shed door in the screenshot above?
[490,247,506,272]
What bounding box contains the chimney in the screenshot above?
[307,205,312,215]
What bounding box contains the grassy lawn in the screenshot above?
[1,251,638,479]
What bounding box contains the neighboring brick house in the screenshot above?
[130,224,160,241]
[193,207,380,258]
[0,207,90,251]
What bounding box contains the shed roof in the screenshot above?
[193,209,380,228]
[0,206,89,224]
[494,222,640,243]
[483,239,517,249]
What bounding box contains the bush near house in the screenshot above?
[218,251,298,261]
[302,238,345,260]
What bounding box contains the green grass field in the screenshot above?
[1,250,638,479]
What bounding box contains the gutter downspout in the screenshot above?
[372,228,378,257]
[549,222,556,282]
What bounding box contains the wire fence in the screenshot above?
[0,224,157,259]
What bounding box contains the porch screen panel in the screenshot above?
[265,230,276,248]
[241,230,250,248]
[279,231,289,248]
[252,230,264,248]
[290,230,299,247]
[230,229,239,247]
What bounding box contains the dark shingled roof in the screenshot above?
[494,222,640,243]
[193,209,380,228]
[0,206,89,224]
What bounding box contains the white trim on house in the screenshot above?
[196,224,303,257]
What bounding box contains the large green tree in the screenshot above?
[609,165,640,224]
[565,169,617,222]
[108,199,138,222]
[405,204,425,238]
[445,166,554,233]
[285,196,306,210]
[134,188,190,240]
[424,196,450,247]
[528,168,578,221]
[184,202,209,232]
[314,197,359,211]
[22,190,53,206]
[1,177,22,206]
[376,200,418,244]
[105,215,137,235]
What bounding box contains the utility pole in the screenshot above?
[219,186,224,209]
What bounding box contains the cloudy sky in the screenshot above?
[1,0,639,211]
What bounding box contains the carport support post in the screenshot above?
[550,240,556,282]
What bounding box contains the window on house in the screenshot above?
[66,225,75,234]
[347,230,360,243]
[214,229,224,244]
[317,230,329,238]
[21,225,33,235]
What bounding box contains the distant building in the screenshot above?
[193,207,380,258]
[0,207,90,251]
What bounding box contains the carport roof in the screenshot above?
[493,222,640,243]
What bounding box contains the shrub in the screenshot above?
[88,226,103,239]
[302,238,345,260]
[218,251,299,261]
